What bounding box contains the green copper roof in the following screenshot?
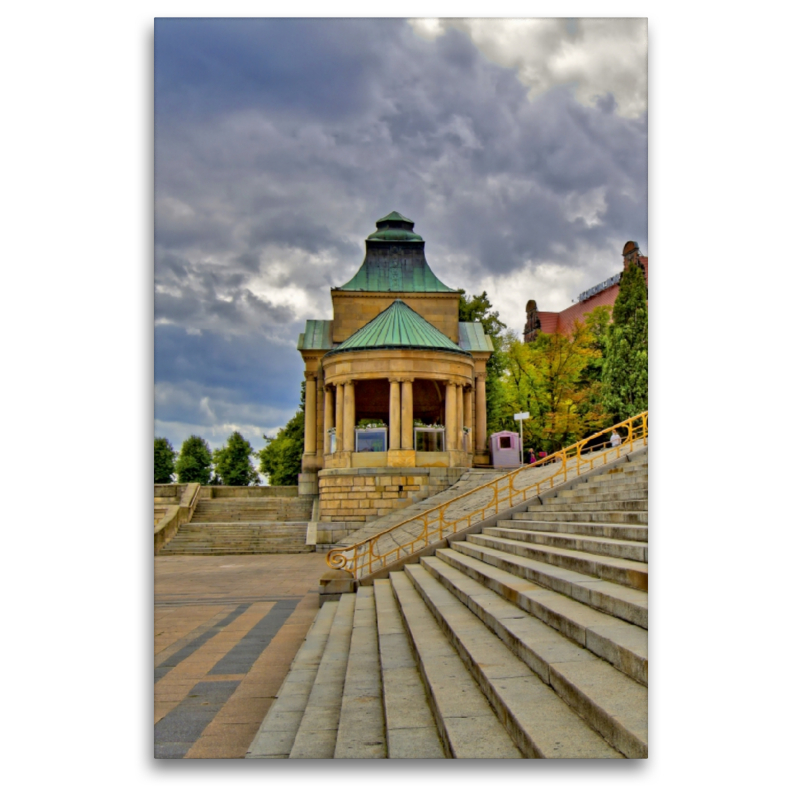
[338,212,456,292]
[376,211,414,225]
[367,211,423,241]
[297,319,333,351]
[329,299,467,355]
[367,227,424,242]
[458,321,495,353]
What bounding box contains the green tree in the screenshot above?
[154,437,176,484]
[457,289,508,435]
[495,310,613,453]
[602,261,648,421]
[175,435,213,484]
[213,431,259,486]
[259,410,305,486]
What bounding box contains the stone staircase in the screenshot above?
[158,497,315,556]
[247,449,648,758]
[333,469,505,548]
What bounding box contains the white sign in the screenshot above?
[513,412,530,421]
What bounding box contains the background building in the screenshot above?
[524,241,648,341]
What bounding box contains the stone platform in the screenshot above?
[154,552,327,758]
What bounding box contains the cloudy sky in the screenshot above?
[154,17,648,453]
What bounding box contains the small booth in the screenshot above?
[489,430,521,468]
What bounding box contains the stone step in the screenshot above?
[165,534,308,541]
[502,517,648,543]
[535,498,649,513]
[451,540,647,628]
[289,593,357,758]
[543,487,648,505]
[164,543,310,549]
[548,481,648,500]
[180,522,309,529]
[404,564,630,758]
[484,526,648,563]
[410,561,646,757]
[373,579,446,759]
[469,533,648,592]
[516,509,648,525]
[333,588,387,758]
[389,570,523,758]
[246,601,338,758]
[431,548,647,684]
[585,468,647,484]
[160,550,314,556]
[161,540,310,547]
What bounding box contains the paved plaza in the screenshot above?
[154,552,327,758]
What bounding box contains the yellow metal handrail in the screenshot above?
[326,411,648,580]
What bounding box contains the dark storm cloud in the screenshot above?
[155,18,395,123]
[154,18,647,453]
[155,325,302,406]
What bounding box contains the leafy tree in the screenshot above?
[602,260,648,421]
[259,410,305,486]
[175,435,213,484]
[213,431,260,486]
[457,289,508,435]
[497,316,611,452]
[154,437,176,484]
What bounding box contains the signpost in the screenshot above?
[513,411,530,465]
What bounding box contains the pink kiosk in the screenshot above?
[489,430,521,468]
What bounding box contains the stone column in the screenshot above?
[335,382,344,452]
[464,386,474,453]
[475,375,487,453]
[343,380,356,452]
[401,379,414,449]
[456,382,464,450]
[304,374,317,455]
[389,379,401,450]
[445,380,458,451]
[323,384,334,454]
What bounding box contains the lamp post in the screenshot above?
[513,411,530,466]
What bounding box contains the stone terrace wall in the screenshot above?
[318,467,467,526]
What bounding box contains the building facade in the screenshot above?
[524,241,649,342]
[297,212,494,537]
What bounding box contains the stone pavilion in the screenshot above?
[296,212,494,538]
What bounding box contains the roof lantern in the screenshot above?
[336,212,455,293]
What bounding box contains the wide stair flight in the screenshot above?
[158,496,315,556]
[247,448,648,758]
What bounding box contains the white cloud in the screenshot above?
[408,18,647,118]
[562,187,608,227]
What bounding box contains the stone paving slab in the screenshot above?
[154,552,327,758]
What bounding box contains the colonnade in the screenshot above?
[303,374,487,456]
